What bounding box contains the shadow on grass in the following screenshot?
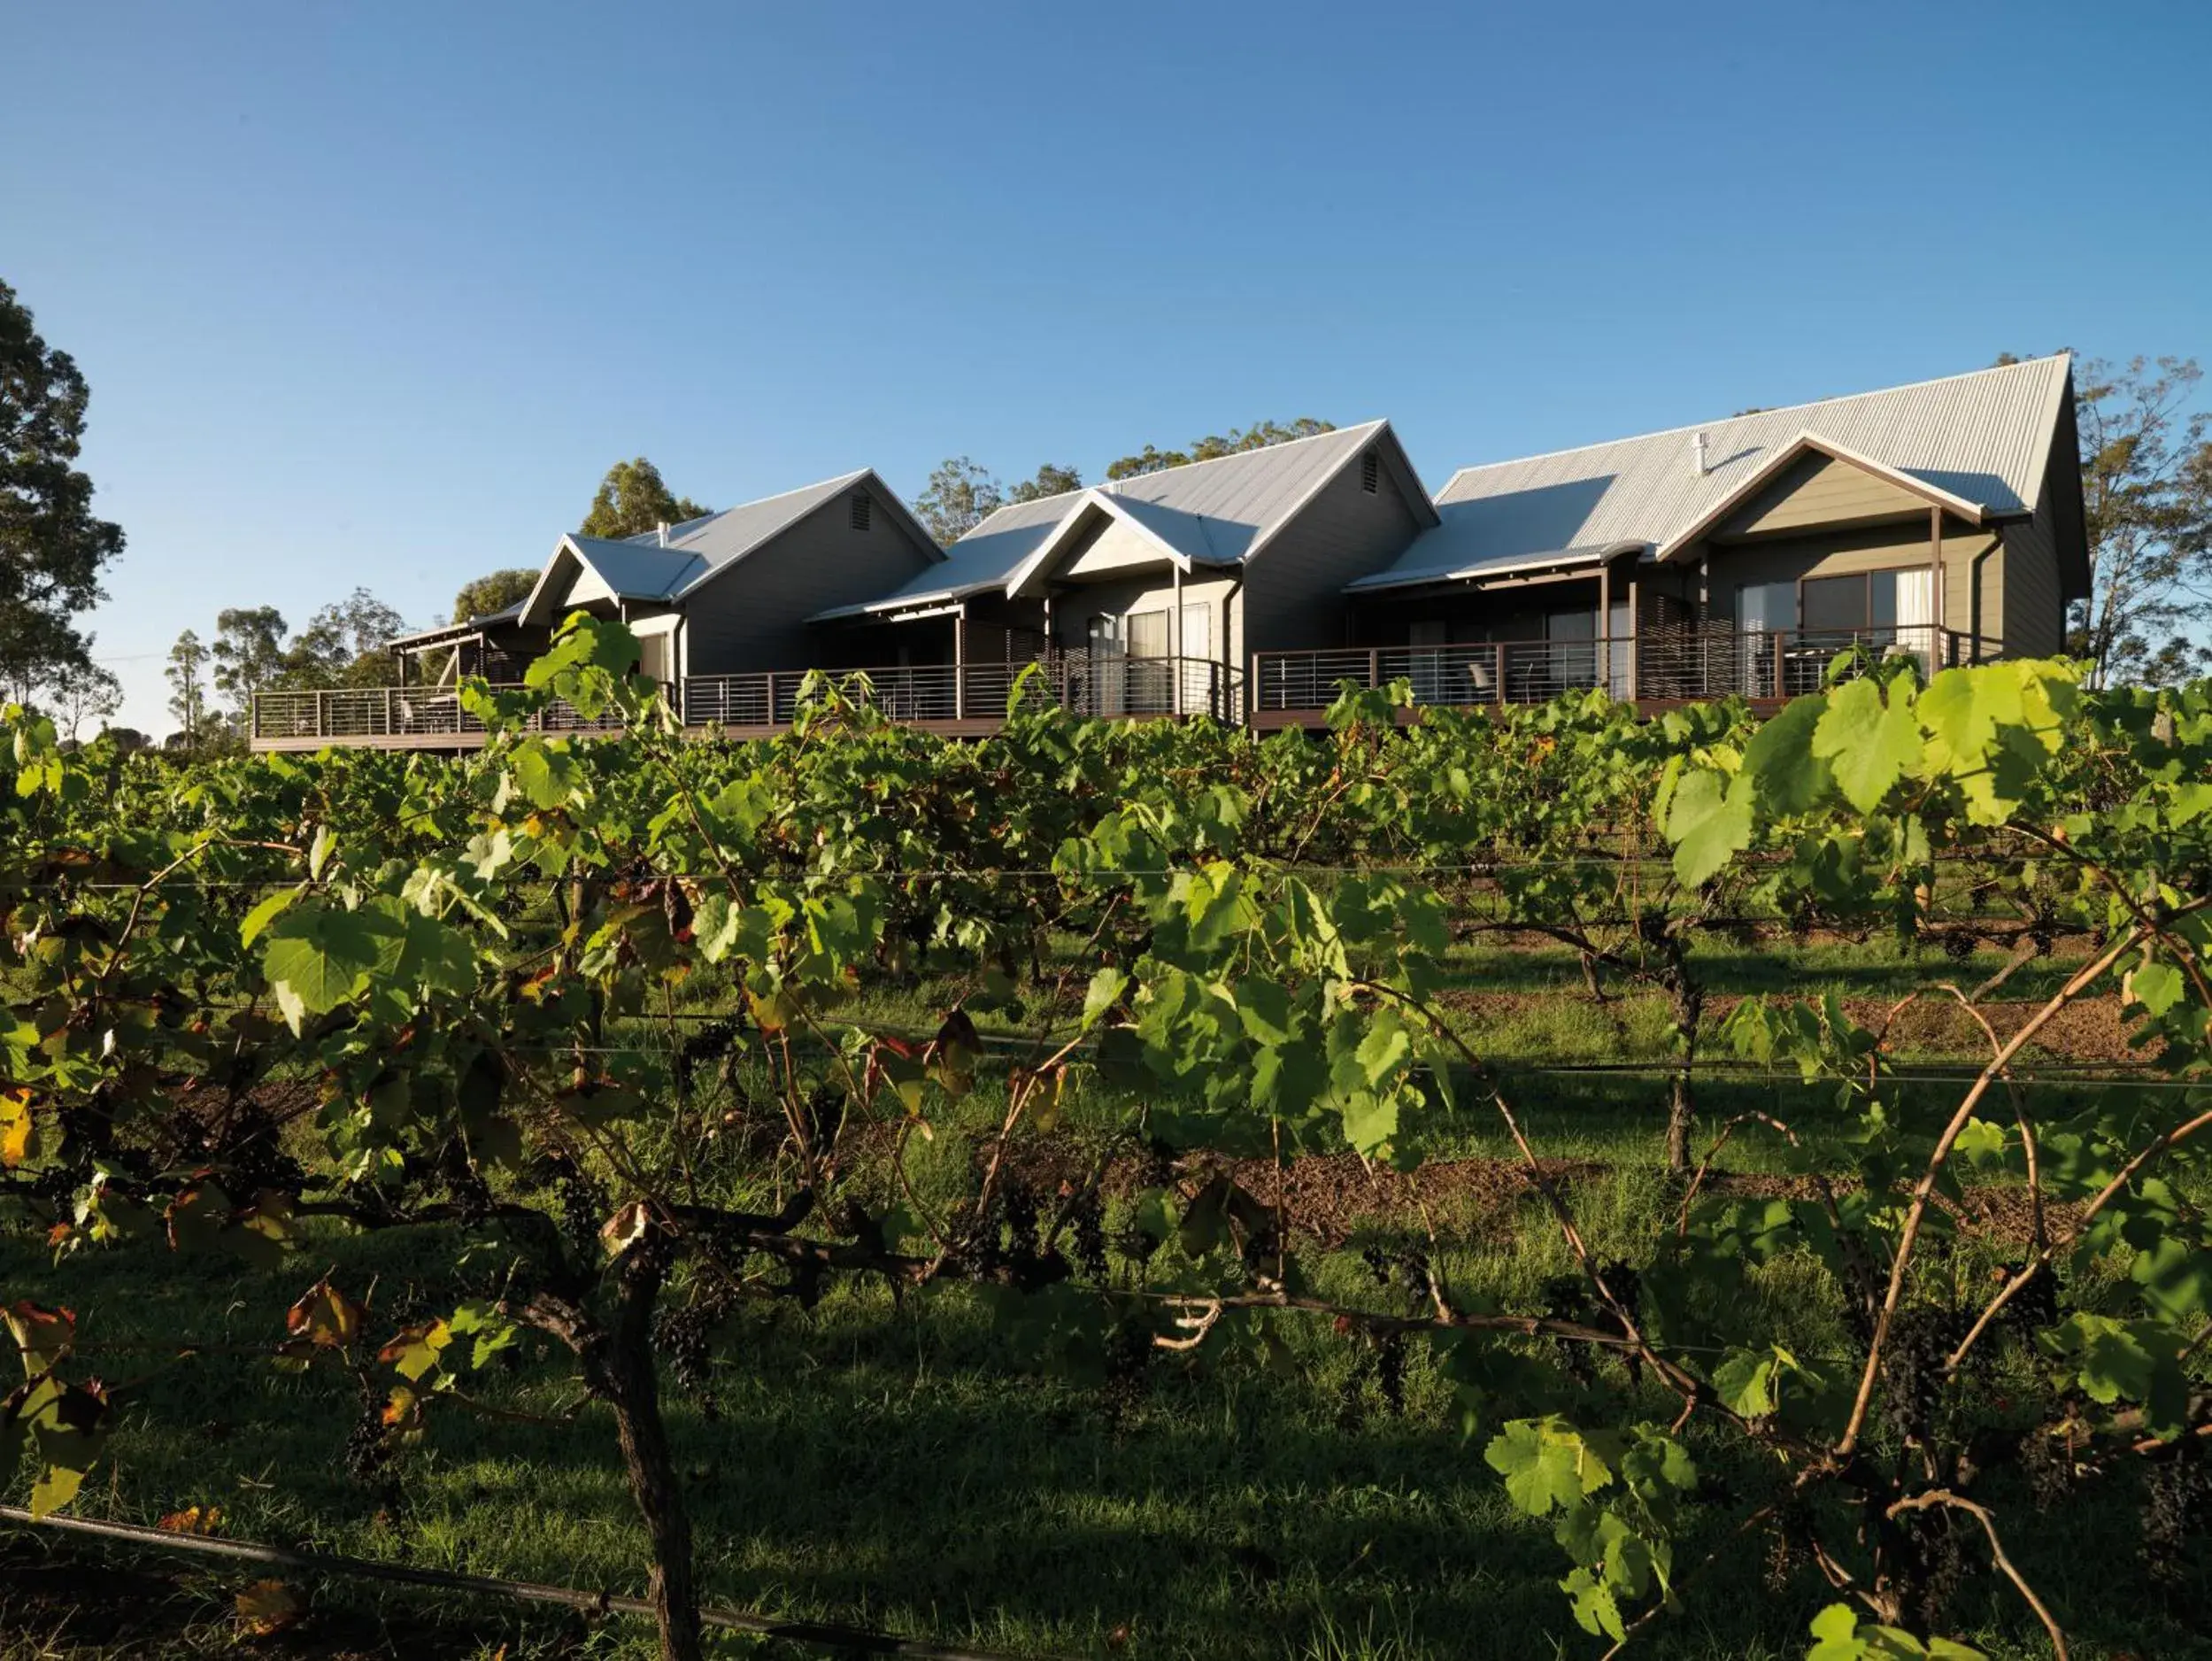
[4,1220,2201,1661]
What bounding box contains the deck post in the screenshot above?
[1171,564,1183,717]
[1368,646,1380,690]
[953,607,967,722]
[1929,506,1945,666]
[1597,559,1612,695]
[1493,640,1505,705]
[1772,632,1785,700]
[766,672,777,728]
[1626,568,1640,699]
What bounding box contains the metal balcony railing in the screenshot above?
[250,654,1246,746]
[682,654,1245,728]
[249,685,629,744]
[1251,627,2003,712]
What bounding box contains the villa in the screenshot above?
[250,355,2087,749]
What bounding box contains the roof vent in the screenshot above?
[656,521,670,546]
[1692,432,1709,477]
[1360,451,1380,494]
[850,491,872,532]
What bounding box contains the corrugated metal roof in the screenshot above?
[1357,355,2072,593]
[840,421,1424,618]
[648,469,872,598]
[1106,492,1245,564]
[807,494,1073,621]
[563,534,708,600]
[1346,530,1641,593]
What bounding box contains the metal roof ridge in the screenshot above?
[957,420,1387,539]
[1437,355,2069,491]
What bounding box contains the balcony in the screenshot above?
[249,685,628,750]
[1249,626,2000,725]
[249,653,1245,751]
[684,654,1243,729]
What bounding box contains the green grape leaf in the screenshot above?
[1666,769,1752,886]
[1811,676,1923,813]
[1339,1088,1399,1157]
[1739,692,1830,815]
[1484,1418,1613,1517]
[260,903,404,1031]
[237,885,304,948]
[1711,1348,1777,1417]
[2124,960,2184,1018]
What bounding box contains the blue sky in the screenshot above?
[6,0,2208,732]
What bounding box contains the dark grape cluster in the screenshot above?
[551,1158,605,1257]
[1360,1244,1433,1310]
[2143,1445,2211,1586]
[1066,1186,1109,1284]
[969,1175,1070,1293]
[1539,1274,1598,1387]
[1996,1263,2060,1340]
[1892,1505,1969,1633]
[653,1291,729,1419]
[1375,1332,1407,1418]
[343,1371,397,1504]
[1763,1499,1811,1593]
[1878,1309,1969,1449]
[673,1018,741,1093]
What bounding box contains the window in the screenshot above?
[1360,451,1380,494]
[849,491,872,532]
[1124,610,1170,659]
[1734,581,1795,636]
[1800,568,1932,637]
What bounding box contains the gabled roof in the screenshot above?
[1001,488,1248,599]
[1354,355,2075,596]
[570,534,712,599]
[1346,528,1645,594]
[819,421,1433,621]
[521,467,940,626]
[387,599,528,651]
[1653,431,1991,562]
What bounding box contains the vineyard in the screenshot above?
[3,615,2209,1661]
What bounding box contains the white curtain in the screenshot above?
[1892,568,1934,663]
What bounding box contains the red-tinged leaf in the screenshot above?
[284,1278,364,1352]
[601,1201,651,1257]
[4,1302,74,1376]
[235,1578,304,1635]
[166,1180,235,1253]
[0,1088,35,1167]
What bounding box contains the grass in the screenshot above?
[1,927,2194,1659]
[6,1132,2204,1661]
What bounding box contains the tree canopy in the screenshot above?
[1007,462,1082,505]
[1104,418,1334,481]
[210,606,291,715]
[163,629,209,745]
[913,457,1004,545]
[39,658,121,743]
[0,279,126,701]
[580,458,712,540]
[2061,354,2212,685]
[451,568,538,626]
[281,588,409,688]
